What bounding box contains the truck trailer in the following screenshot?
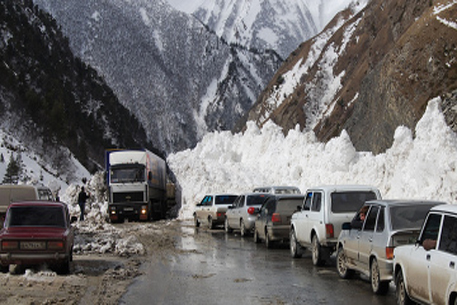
[106,149,168,222]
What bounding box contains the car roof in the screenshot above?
[307,185,379,192]
[364,199,446,208]
[8,200,66,208]
[430,203,457,214]
[275,194,305,200]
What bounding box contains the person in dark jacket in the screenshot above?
[78,186,90,221]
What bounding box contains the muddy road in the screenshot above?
[0,220,396,304]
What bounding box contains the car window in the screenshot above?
[277,198,303,214]
[390,204,437,231]
[376,207,385,232]
[215,195,237,205]
[421,213,442,242]
[263,198,276,216]
[246,195,270,206]
[205,196,213,206]
[304,192,312,211]
[238,196,246,208]
[311,192,322,212]
[7,206,65,227]
[331,191,378,213]
[364,206,379,231]
[438,215,457,255]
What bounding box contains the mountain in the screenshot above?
[171,0,368,59]
[0,0,152,177]
[241,0,457,154]
[34,0,283,154]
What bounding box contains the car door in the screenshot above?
[358,205,380,269]
[196,196,209,221]
[295,191,312,242]
[257,198,274,239]
[305,191,323,244]
[407,213,442,303]
[429,214,457,305]
[230,196,244,229]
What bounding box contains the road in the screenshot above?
[120,221,396,305]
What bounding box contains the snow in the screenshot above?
[168,97,457,220]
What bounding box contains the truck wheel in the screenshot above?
[224,218,233,233]
[311,235,325,266]
[208,216,215,229]
[395,270,413,305]
[194,214,200,227]
[290,228,302,258]
[336,246,354,279]
[371,258,389,295]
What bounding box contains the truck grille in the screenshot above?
[113,192,144,203]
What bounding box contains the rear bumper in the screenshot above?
[267,225,290,241]
[0,252,69,265]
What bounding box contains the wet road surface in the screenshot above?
[121,222,396,304]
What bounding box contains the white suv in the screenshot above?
[394,204,457,305]
[290,185,381,266]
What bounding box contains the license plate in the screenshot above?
[21,241,46,250]
[124,207,134,211]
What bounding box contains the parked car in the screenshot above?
[393,204,457,305]
[254,195,304,248]
[336,200,443,295]
[0,184,55,228]
[290,185,381,266]
[253,186,301,195]
[193,194,238,229]
[0,201,75,274]
[225,193,273,236]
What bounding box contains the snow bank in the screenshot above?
[168,97,457,219]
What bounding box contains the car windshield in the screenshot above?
[390,204,437,231]
[215,195,238,205]
[277,199,303,214]
[246,195,270,206]
[111,165,145,183]
[331,191,378,213]
[7,206,65,228]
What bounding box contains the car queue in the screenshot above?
[194,184,457,305]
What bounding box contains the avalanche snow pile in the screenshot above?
[168,97,457,219]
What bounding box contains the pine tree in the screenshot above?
[3,153,20,184]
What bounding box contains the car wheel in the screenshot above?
[224,218,233,233]
[290,228,302,258]
[0,264,8,273]
[336,246,354,279]
[194,214,200,228]
[265,231,272,249]
[395,270,413,305]
[208,216,214,229]
[240,221,247,237]
[254,228,260,243]
[371,258,389,295]
[57,259,71,275]
[311,235,325,266]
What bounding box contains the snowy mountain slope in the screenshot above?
[34,0,282,154]
[244,0,457,154]
[169,0,368,58]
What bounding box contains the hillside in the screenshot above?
[0,0,152,174]
[242,0,457,154]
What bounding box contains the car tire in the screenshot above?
[395,270,413,305]
[57,259,71,275]
[208,216,214,229]
[311,235,325,266]
[194,214,200,228]
[0,264,8,273]
[224,218,233,233]
[265,231,272,249]
[290,228,302,258]
[254,228,260,243]
[336,246,354,279]
[371,258,389,295]
[240,221,247,237]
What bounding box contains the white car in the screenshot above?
[290,185,381,266]
[193,194,238,229]
[393,204,457,305]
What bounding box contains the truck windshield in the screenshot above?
[111,165,145,183]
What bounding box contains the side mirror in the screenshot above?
[342,222,352,230]
[296,206,302,212]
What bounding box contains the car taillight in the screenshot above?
[247,207,256,215]
[217,212,225,218]
[386,247,394,260]
[271,213,281,223]
[326,224,334,238]
[2,241,18,250]
[48,241,65,250]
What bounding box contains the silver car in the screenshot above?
[336,200,444,295]
[194,194,238,229]
[225,193,273,236]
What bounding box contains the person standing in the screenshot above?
[78,186,89,221]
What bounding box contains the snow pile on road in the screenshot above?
[168,97,457,220]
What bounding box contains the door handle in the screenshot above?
[450,261,455,269]
[426,254,431,261]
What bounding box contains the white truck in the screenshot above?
[290,185,381,266]
[106,149,167,222]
